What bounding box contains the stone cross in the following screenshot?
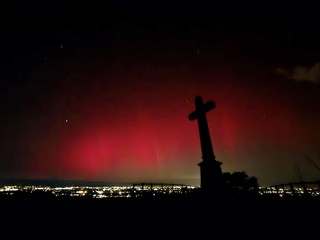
[189,96,224,192]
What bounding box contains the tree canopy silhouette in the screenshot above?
[223,171,259,195]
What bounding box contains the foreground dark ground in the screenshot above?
[1,191,319,235]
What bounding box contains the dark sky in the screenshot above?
[1,0,320,186]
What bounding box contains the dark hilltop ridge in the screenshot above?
[0,191,318,240]
[1,187,319,231]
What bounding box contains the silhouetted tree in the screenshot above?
[223,171,259,195]
[305,156,320,171]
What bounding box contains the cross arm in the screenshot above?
[188,111,198,121]
[203,101,216,113]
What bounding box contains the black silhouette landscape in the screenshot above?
[1,1,320,236]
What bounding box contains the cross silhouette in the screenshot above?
[189,96,224,192]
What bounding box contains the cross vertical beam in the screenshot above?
[189,96,225,193]
[188,96,216,161]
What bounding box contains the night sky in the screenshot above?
[1,0,320,187]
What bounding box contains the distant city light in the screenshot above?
[0,184,198,198]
